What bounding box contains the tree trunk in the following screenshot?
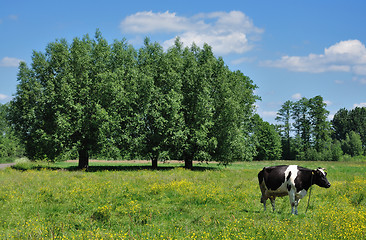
[185,159,193,169]
[152,158,158,169]
[78,147,89,169]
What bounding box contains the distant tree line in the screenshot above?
[6,30,259,168]
[332,107,366,156]
[275,96,365,161]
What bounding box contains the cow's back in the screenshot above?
[261,165,289,191]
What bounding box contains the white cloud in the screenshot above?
[352,76,366,84]
[120,11,263,55]
[359,78,366,84]
[261,111,277,117]
[292,93,302,100]
[0,94,9,100]
[262,40,366,76]
[121,11,192,33]
[328,114,335,121]
[163,31,252,55]
[324,100,332,106]
[353,102,366,108]
[0,57,23,67]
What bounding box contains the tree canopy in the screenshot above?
[8,31,259,168]
[276,96,336,161]
[332,107,366,152]
[252,114,282,160]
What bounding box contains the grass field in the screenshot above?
[0,160,365,239]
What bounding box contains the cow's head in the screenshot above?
[313,168,331,188]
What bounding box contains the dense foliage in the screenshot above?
[0,103,23,163]
[2,30,365,165]
[276,96,366,161]
[7,31,259,168]
[252,114,282,160]
[332,107,366,152]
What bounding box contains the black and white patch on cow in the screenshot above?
[258,165,331,215]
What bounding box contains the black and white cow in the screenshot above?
[258,165,331,215]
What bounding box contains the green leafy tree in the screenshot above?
[180,44,215,168]
[330,140,343,161]
[8,60,54,160]
[180,43,258,167]
[252,114,282,160]
[8,31,260,169]
[308,95,331,151]
[342,131,363,157]
[332,108,350,141]
[0,103,23,162]
[291,97,311,152]
[9,31,115,168]
[211,61,258,164]
[137,38,185,168]
[163,39,187,161]
[277,96,332,160]
[332,107,366,153]
[276,100,293,159]
[349,107,366,151]
[104,39,141,160]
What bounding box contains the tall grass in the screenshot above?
[0,161,365,239]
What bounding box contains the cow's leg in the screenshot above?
[288,190,296,214]
[270,196,276,212]
[293,193,305,215]
[260,196,267,211]
[294,198,300,215]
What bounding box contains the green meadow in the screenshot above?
[0,161,365,239]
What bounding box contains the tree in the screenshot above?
[8,31,260,168]
[180,44,215,168]
[180,43,259,167]
[291,97,311,151]
[252,114,282,160]
[0,103,23,161]
[137,38,185,168]
[276,96,332,160]
[276,100,293,159]
[96,39,138,160]
[349,107,366,151]
[9,32,115,168]
[332,108,349,141]
[8,60,54,160]
[341,131,363,157]
[332,107,366,153]
[330,140,343,161]
[211,63,258,164]
[308,95,331,151]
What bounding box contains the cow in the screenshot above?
[258,165,331,215]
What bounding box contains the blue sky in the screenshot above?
[1,0,366,123]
